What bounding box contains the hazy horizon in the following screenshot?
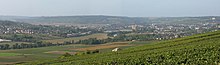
[0,0,220,17]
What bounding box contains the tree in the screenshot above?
[62,52,72,57]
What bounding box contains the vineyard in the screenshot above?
[21,31,220,65]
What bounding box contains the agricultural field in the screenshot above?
[22,31,220,65]
[43,33,108,43]
[0,32,160,64]
[0,40,150,64]
[0,34,63,41]
[0,42,30,45]
[0,44,90,64]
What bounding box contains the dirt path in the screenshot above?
[44,51,75,55]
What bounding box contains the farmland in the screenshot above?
[43,33,108,43]
[0,33,109,64]
[0,40,149,64]
[22,31,220,65]
[0,53,22,57]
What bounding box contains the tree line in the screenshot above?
[0,33,161,50]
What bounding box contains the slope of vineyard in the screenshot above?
[22,31,220,65]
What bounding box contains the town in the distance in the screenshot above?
[0,15,219,64]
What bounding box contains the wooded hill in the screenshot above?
[21,30,220,65]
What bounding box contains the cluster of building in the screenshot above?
[0,27,34,34]
[0,19,219,40]
[0,23,95,37]
[102,22,220,40]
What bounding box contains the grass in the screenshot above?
[22,31,220,65]
[71,42,132,51]
[0,40,149,64]
[0,53,21,57]
[0,42,31,45]
[0,34,63,40]
[0,33,158,64]
[43,33,108,43]
[0,33,108,64]
[129,40,160,45]
[0,44,90,64]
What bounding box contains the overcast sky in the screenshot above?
[0,0,219,17]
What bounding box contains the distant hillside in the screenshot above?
[15,16,149,24]
[1,15,219,24]
[0,20,30,26]
[22,30,220,65]
[0,16,30,21]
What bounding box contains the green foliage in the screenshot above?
[75,50,100,55]
[115,34,161,41]
[63,53,72,57]
[21,31,220,65]
[76,38,104,44]
[0,53,21,57]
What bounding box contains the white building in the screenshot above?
[0,39,11,42]
[131,24,137,31]
[112,48,120,52]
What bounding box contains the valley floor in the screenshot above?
[0,41,152,64]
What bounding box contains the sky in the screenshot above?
[0,0,219,17]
